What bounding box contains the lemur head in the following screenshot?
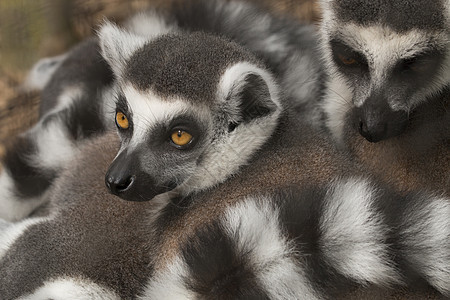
[98,22,281,202]
[321,0,450,142]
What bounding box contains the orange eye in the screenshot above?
[171,130,193,147]
[116,111,129,129]
[338,53,357,65]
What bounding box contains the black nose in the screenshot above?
[358,118,386,143]
[105,175,135,196]
[355,100,409,143]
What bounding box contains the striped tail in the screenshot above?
[0,39,113,222]
[142,178,449,299]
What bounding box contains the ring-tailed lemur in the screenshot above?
[171,0,449,195]
[320,0,450,143]
[164,0,324,117]
[0,21,448,300]
[318,0,450,194]
[0,38,115,221]
[0,0,325,222]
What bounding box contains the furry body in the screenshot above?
[0,39,114,221]
[1,122,448,299]
[166,0,450,196]
[319,0,450,194]
[0,1,448,299]
[0,0,324,221]
[1,15,449,299]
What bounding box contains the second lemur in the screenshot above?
[319,0,450,194]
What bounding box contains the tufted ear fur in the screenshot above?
[218,62,280,129]
[98,21,147,77]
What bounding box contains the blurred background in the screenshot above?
[0,0,319,156]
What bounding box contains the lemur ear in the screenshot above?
[218,63,280,125]
[98,21,147,76]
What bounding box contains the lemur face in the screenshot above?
[106,88,213,201]
[321,0,450,142]
[99,23,281,202]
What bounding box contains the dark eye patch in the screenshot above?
[148,115,204,151]
[228,122,238,133]
[397,49,443,74]
[384,48,445,95]
[115,93,130,114]
[330,39,369,72]
[115,93,133,136]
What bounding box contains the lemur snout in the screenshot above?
[357,112,389,143]
[106,175,135,196]
[105,150,173,202]
[355,97,408,143]
[105,150,141,200]
[356,111,408,143]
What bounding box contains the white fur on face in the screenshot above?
[176,111,278,195]
[320,178,401,286]
[321,75,353,143]
[18,277,120,300]
[121,85,211,153]
[176,63,282,195]
[223,197,320,300]
[100,85,120,132]
[320,4,450,142]
[282,52,322,104]
[332,25,449,110]
[321,7,450,106]
[119,62,282,199]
